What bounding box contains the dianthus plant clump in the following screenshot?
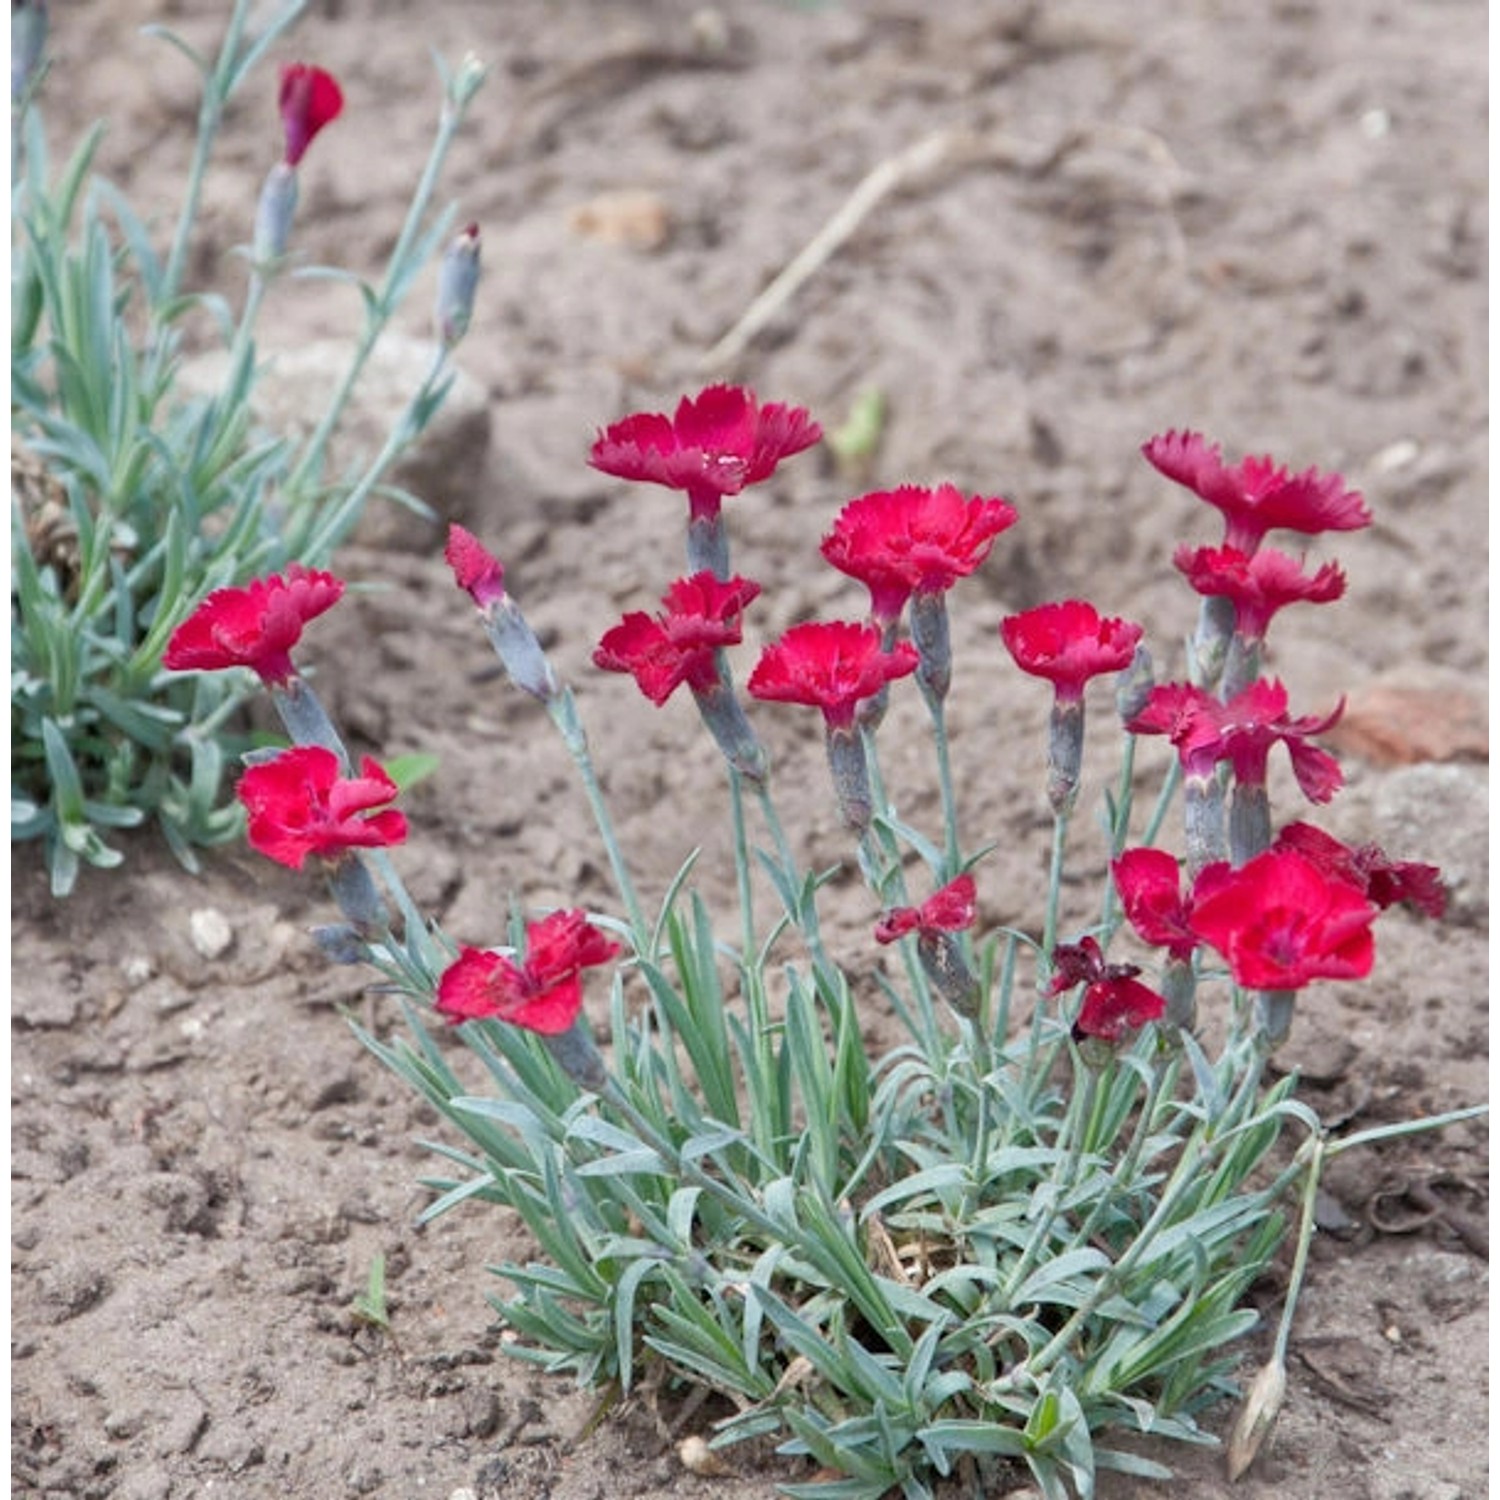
[164,385,1475,1499]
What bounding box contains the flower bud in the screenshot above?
[444,52,489,114]
[12,0,47,104]
[1226,1356,1286,1481]
[1114,643,1155,724]
[253,161,299,268]
[435,223,481,350]
[328,854,389,936]
[485,599,561,703]
[1189,594,1234,693]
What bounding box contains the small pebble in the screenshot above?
[189,908,234,961]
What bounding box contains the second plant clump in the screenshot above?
[162,383,1469,1500]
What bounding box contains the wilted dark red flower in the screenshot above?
[1000,601,1144,703]
[588,384,821,525]
[747,620,918,730]
[874,873,977,944]
[1189,849,1377,990]
[1173,543,1346,645]
[164,565,344,685]
[821,485,1018,626]
[278,63,343,166]
[435,910,621,1035]
[1111,848,1199,962]
[1049,935,1166,1043]
[445,524,507,608]
[1274,821,1446,919]
[594,573,761,706]
[237,746,406,870]
[1142,431,1371,554]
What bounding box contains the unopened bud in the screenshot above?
[12,0,47,104]
[435,223,481,349]
[485,598,561,703]
[252,161,299,267]
[1226,1357,1286,1481]
[444,51,489,114]
[1114,644,1155,724]
[327,854,389,935]
[1190,594,1234,693]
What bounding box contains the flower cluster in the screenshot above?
[156,385,1463,1498]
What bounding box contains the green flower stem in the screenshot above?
[158,0,254,308]
[1020,1128,1214,1383]
[1070,1049,1178,1251]
[919,676,962,878]
[286,68,477,499]
[221,267,271,408]
[298,342,451,560]
[1270,1131,1324,1367]
[1324,1102,1488,1157]
[1003,1059,1097,1299]
[858,730,948,1066]
[752,777,837,984]
[728,769,757,960]
[1038,806,1070,987]
[1139,752,1182,848]
[547,688,649,951]
[1098,732,1138,935]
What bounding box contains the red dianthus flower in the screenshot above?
[1173,543,1346,646]
[821,485,1018,627]
[747,620,918,729]
[278,64,344,167]
[1000,600,1144,704]
[594,573,761,706]
[1142,430,1371,554]
[164,565,344,685]
[1273,821,1446,919]
[1189,849,1377,990]
[874,873,977,944]
[435,910,621,1035]
[1049,935,1166,1043]
[588,384,821,525]
[1111,847,1199,962]
[237,746,406,870]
